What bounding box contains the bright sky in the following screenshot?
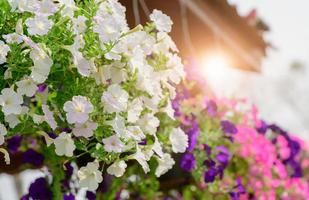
[222,0,309,141]
[228,0,309,75]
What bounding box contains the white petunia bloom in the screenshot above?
[72,15,87,34]
[107,160,127,177]
[37,0,58,16]
[25,15,54,36]
[63,96,94,124]
[72,51,95,77]
[130,146,150,173]
[42,105,57,130]
[16,77,38,97]
[169,127,188,153]
[137,113,160,135]
[0,88,23,116]
[150,9,173,33]
[0,41,10,64]
[162,99,175,120]
[102,63,128,84]
[72,121,98,138]
[58,0,77,18]
[29,47,53,83]
[5,114,20,128]
[78,161,103,191]
[54,132,76,157]
[93,0,128,44]
[102,135,125,153]
[16,0,39,13]
[3,33,23,44]
[155,153,175,177]
[165,54,185,84]
[107,114,126,139]
[101,84,129,113]
[152,136,164,158]
[127,98,143,123]
[0,123,7,145]
[126,126,145,142]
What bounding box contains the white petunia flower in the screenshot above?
[101,84,129,113]
[72,51,95,77]
[152,136,164,158]
[0,88,23,116]
[17,0,39,13]
[102,135,125,153]
[130,146,150,173]
[126,126,145,142]
[78,161,103,191]
[155,153,175,177]
[127,98,143,123]
[0,123,7,145]
[72,121,98,138]
[107,160,127,177]
[162,99,175,120]
[0,41,10,64]
[54,132,76,157]
[169,127,188,153]
[29,47,53,83]
[5,114,20,128]
[106,114,126,139]
[165,54,185,84]
[42,105,57,130]
[25,15,53,36]
[102,63,128,84]
[150,9,173,33]
[63,96,94,124]
[154,32,178,53]
[137,113,160,135]
[3,33,23,44]
[72,15,87,34]
[16,77,38,97]
[37,0,58,16]
[58,0,77,18]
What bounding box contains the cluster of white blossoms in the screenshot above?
[0,0,188,192]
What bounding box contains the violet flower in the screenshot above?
[28,177,52,200]
[220,120,238,134]
[180,153,196,172]
[63,194,75,200]
[22,149,44,167]
[204,167,217,183]
[7,135,22,153]
[206,100,217,117]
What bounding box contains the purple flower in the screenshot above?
[61,127,72,133]
[186,120,200,151]
[28,177,52,200]
[180,153,196,172]
[138,139,147,145]
[22,149,44,167]
[64,162,73,177]
[203,159,216,168]
[216,146,231,165]
[203,144,212,156]
[86,191,96,200]
[256,120,267,134]
[7,135,22,153]
[288,139,300,158]
[37,83,47,93]
[206,100,217,117]
[204,167,217,183]
[63,194,75,200]
[220,120,237,134]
